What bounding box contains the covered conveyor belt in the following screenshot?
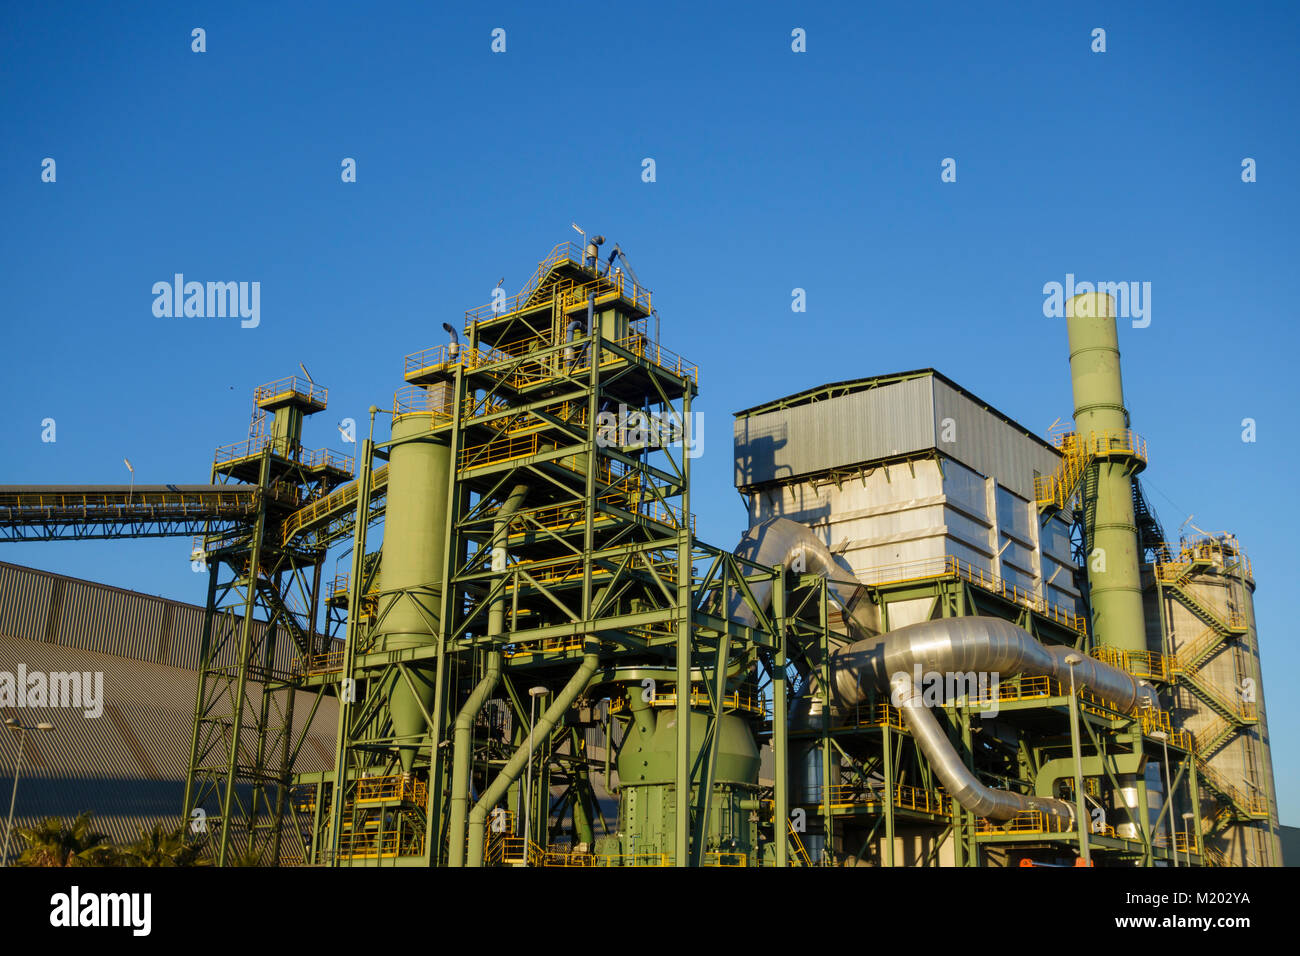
[0,484,268,541]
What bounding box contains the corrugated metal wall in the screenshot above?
[736,372,1081,609]
[0,560,326,675]
[0,560,341,857]
[734,372,1062,503]
[734,374,936,489]
[0,632,338,852]
[930,377,1060,503]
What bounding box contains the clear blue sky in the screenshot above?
[3,2,1297,824]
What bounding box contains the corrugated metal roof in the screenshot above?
[0,562,340,858]
[734,370,1062,501]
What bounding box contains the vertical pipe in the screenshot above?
[1066,292,1146,652]
[673,383,693,866]
[882,723,895,866]
[466,654,599,866]
[772,565,789,868]
[819,582,832,863]
[329,426,374,864]
[448,485,528,865]
[1067,663,1091,865]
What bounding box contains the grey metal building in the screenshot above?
[0,560,338,860]
[734,369,1081,628]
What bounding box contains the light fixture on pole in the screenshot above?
[123,457,134,505]
[523,685,549,865]
[2,718,54,867]
[1150,730,1176,867]
[1063,653,1090,866]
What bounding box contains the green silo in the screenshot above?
[376,401,451,772]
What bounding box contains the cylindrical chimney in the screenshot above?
[1066,292,1147,653]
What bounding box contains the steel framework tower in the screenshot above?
[182,379,354,865]
[294,242,786,866]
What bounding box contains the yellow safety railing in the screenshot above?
[337,828,424,860]
[1092,645,1171,682]
[788,821,813,867]
[854,555,1086,633]
[1139,709,1196,752]
[464,249,653,324]
[1034,429,1148,512]
[213,435,352,474]
[590,853,672,868]
[614,332,698,384]
[975,810,1069,835]
[1153,535,1253,583]
[305,648,345,674]
[393,383,456,422]
[405,326,693,392]
[255,375,328,409]
[609,688,764,716]
[213,435,273,465]
[1197,761,1270,817]
[828,701,907,731]
[304,448,355,473]
[821,783,952,816]
[355,775,428,808]
[1170,628,1227,673]
[490,836,545,866]
[541,850,599,867]
[279,463,388,546]
[701,851,748,867]
[488,488,693,538]
[504,635,589,659]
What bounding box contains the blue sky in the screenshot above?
[3,2,1297,825]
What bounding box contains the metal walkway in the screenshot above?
[0,484,268,541]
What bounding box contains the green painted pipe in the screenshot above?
[1034,753,1143,798]
[447,483,529,866]
[466,653,600,866]
[377,408,452,772]
[1066,293,1146,652]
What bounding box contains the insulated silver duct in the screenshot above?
[726,517,877,650]
[824,617,1154,826]
[732,520,1157,828]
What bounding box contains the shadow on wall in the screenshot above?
[735,421,790,489]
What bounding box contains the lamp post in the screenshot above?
[1151,730,1176,867]
[123,457,135,505]
[523,686,549,864]
[3,718,54,867]
[1062,654,1090,865]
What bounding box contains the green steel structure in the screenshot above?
[183,380,355,865]
[0,249,1281,868]
[290,241,793,867]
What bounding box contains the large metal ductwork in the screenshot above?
[729,519,1156,830]
[818,617,1157,827]
[726,517,878,649]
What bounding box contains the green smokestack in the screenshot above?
[377,407,451,772]
[1066,292,1147,653]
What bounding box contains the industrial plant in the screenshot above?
[0,237,1281,867]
